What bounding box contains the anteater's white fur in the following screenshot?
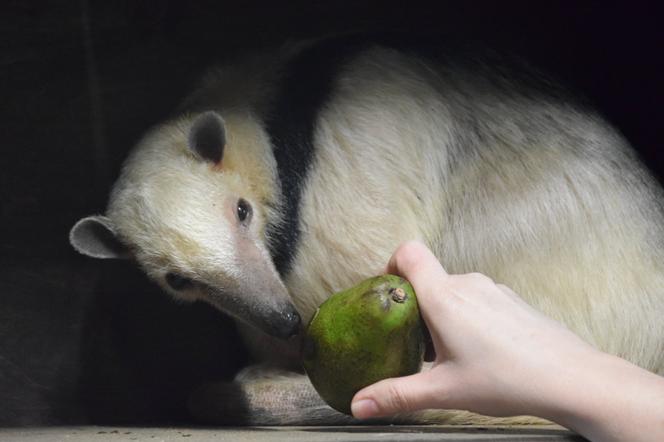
[290,48,664,371]
[71,44,664,424]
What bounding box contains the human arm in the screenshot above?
[350,240,664,442]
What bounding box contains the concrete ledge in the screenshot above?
[0,425,585,441]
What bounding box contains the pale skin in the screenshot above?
[351,241,664,442]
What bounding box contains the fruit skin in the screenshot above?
[302,274,425,415]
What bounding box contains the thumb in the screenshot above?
[351,369,442,419]
[385,241,449,309]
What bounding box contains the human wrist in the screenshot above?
[538,349,664,442]
[524,345,611,432]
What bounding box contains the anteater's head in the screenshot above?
[70,111,301,339]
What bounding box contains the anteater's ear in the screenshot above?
[188,111,226,164]
[69,215,130,259]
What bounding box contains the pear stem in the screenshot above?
[390,287,406,303]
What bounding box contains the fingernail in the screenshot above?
[351,399,378,419]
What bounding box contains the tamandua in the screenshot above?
[70,35,664,425]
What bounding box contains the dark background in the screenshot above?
[1,0,662,426]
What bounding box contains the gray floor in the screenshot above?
[0,426,585,442]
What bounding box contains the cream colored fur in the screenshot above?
[107,113,283,309]
[80,44,664,425]
[287,49,664,375]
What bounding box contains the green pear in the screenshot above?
[302,274,425,415]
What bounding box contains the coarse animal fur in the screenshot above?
[70,35,664,425]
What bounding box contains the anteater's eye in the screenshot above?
[237,198,253,224]
[165,273,193,291]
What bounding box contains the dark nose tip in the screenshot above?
[275,306,301,339]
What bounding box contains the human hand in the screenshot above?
[350,240,600,420]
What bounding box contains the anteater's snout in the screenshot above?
[274,305,301,339]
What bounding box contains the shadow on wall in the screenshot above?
[75,262,248,424]
[1,257,247,426]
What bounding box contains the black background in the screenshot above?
[1,0,662,426]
